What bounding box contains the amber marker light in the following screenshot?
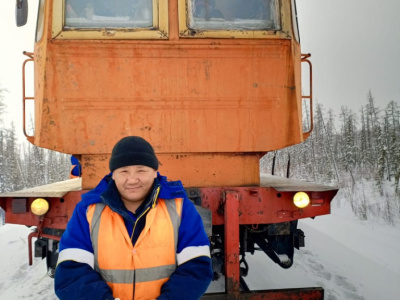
[31,198,49,216]
[293,192,310,208]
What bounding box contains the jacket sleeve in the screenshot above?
[157,198,213,300]
[54,200,115,300]
[55,260,115,300]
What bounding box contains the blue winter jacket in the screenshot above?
[54,173,213,300]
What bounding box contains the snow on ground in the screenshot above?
[0,225,57,300]
[1,199,399,299]
[244,202,400,300]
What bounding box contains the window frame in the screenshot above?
[178,0,284,39]
[291,0,300,43]
[35,0,46,42]
[52,0,169,40]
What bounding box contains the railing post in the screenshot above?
[224,191,240,299]
[301,53,313,138]
[22,51,35,142]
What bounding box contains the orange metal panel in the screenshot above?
[35,41,300,153]
[81,153,263,189]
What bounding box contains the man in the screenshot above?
[54,136,213,300]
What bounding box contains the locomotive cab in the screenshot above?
[22,0,312,189]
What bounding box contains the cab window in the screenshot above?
[65,0,153,28]
[188,0,280,30]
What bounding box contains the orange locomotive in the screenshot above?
[1,1,337,299]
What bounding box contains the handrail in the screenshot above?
[301,53,313,138]
[22,51,35,143]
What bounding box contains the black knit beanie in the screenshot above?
[109,136,159,172]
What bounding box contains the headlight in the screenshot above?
[31,198,49,216]
[293,192,310,208]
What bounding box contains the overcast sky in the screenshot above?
[296,0,400,114]
[1,0,399,137]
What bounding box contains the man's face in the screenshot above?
[112,165,157,208]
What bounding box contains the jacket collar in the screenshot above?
[82,172,188,223]
[99,174,161,224]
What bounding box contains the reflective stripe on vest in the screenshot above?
[87,198,182,300]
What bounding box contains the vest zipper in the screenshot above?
[131,186,160,298]
[130,186,160,241]
[130,206,150,241]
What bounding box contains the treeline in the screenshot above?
[0,88,70,193]
[0,124,71,193]
[260,91,400,223]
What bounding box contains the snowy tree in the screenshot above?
[339,106,357,173]
[0,86,6,117]
[3,123,25,192]
[46,150,71,183]
[375,123,386,195]
[0,87,7,192]
[365,91,381,169]
[384,101,400,195]
[313,104,339,182]
[359,106,369,176]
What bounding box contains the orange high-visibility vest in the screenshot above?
[87,198,183,300]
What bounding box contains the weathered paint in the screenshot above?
[26,0,305,189]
